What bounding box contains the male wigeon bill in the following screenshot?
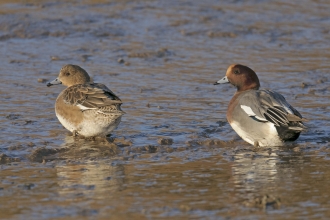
[47,64,124,138]
[214,64,307,147]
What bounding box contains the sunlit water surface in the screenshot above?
[0,0,329,219]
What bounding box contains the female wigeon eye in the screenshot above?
[65,72,70,76]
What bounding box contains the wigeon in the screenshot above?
[47,64,124,137]
[214,64,307,147]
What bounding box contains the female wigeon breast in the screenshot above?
[47,64,124,138]
[214,64,307,147]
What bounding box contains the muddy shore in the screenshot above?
[0,0,330,219]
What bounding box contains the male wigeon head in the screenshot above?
[214,64,260,91]
[47,64,91,87]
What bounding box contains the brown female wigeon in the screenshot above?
[47,64,124,137]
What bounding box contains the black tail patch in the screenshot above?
[275,124,301,142]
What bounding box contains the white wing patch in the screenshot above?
[77,104,97,111]
[240,105,255,116]
[240,105,267,121]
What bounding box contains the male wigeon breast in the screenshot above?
[214,64,307,147]
[47,64,124,138]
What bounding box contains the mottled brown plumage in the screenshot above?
[47,64,124,137]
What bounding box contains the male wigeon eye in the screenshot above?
[234,69,240,74]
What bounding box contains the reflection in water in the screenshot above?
[232,150,278,193]
[54,149,330,218]
[229,146,330,213]
[56,162,126,199]
[1,147,330,219]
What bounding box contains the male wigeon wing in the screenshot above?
[63,84,122,110]
[239,89,306,127]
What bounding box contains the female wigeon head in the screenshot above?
[214,64,260,91]
[47,64,91,87]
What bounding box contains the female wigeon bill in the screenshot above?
[214,64,307,147]
[47,64,124,138]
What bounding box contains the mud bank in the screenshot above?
[0,0,329,219]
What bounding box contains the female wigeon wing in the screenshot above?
[62,83,123,110]
[238,89,306,129]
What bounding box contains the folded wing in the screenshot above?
[239,89,307,130]
[63,83,124,114]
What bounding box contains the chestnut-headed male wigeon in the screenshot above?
[47,64,124,137]
[214,64,307,147]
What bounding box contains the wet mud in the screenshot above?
[0,0,330,219]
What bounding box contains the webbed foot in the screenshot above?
[254,141,260,147]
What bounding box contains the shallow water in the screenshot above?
[0,0,329,219]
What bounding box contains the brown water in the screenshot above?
[0,0,330,219]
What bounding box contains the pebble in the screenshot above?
[50,56,60,61]
[293,147,300,152]
[144,145,158,153]
[37,78,47,83]
[158,138,173,145]
[301,82,308,88]
[117,58,125,64]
